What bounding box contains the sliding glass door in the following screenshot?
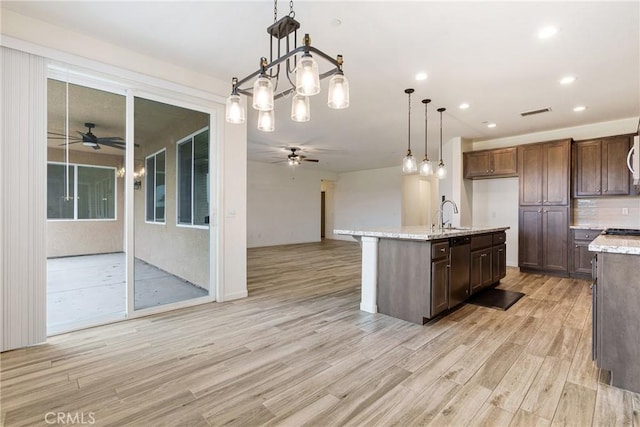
[132,96,211,311]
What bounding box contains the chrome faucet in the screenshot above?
[439,199,459,229]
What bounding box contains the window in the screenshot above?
[177,128,209,227]
[47,163,116,220]
[145,149,166,223]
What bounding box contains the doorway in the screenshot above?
[45,72,217,335]
[321,191,326,238]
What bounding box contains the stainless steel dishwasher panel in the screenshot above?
[449,236,471,308]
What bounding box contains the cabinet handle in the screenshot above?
[575,245,579,248]
[440,248,446,252]
[604,189,608,193]
[537,209,542,213]
[586,235,590,238]
[543,209,548,213]
[481,253,487,257]
[543,199,547,203]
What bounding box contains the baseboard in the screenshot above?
[359,302,377,313]
[219,290,248,302]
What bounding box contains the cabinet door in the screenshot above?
[493,244,507,282]
[464,151,491,178]
[542,206,569,272]
[491,148,518,176]
[519,207,543,269]
[543,140,570,205]
[431,258,449,317]
[602,136,631,195]
[573,140,602,197]
[471,248,492,293]
[519,144,544,205]
[573,241,595,276]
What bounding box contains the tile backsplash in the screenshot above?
[572,196,640,228]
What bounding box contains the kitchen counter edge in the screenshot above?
[334,226,510,241]
[589,235,640,255]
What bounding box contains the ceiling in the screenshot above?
[5,1,640,172]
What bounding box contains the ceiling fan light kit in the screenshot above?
[224,0,349,131]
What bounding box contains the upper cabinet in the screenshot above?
[519,139,571,206]
[573,135,633,197]
[463,147,517,179]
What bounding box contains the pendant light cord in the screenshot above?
[423,99,430,159]
[437,107,446,162]
[408,92,411,152]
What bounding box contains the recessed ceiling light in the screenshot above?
[330,18,342,27]
[538,26,558,39]
[573,106,587,112]
[459,103,470,110]
[415,72,428,81]
[487,123,497,128]
[560,75,576,85]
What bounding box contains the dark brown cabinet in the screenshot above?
[492,244,506,283]
[464,147,518,179]
[519,139,570,206]
[518,206,569,273]
[431,257,449,317]
[518,139,570,276]
[570,228,601,278]
[573,135,633,197]
[470,248,492,293]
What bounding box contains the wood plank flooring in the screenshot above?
[2,239,638,426]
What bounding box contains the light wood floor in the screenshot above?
[2,239,638,426]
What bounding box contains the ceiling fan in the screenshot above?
[286,147,319,165]
[48,122,129,150]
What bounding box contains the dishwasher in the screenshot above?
[449,236,471,307]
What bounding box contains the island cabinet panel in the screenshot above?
[463,147,517,179]
[377,238,441,324]
[470,248,492,294]
[595,252,640,393]
[573,135,633,197]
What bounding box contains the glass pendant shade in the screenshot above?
[436,161,447,179]
[291,94,310,122]
[327,73,350,109]
[420,158,433,177]
[225,94,245,124]
[296,55,321,96]
[403,152,418,174]
[252,76,274,111]
[257,109,275,132]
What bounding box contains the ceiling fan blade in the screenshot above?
[57,141,83,146]
[49,136,82,141]
[302,158,319,163]
[92,144,101,150]
[96,137,124,142]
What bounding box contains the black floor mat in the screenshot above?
[466,287,525,311]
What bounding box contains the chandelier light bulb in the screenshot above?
[257,109,275,132]
[327,73,350,109]
[403,151,418,174]
[252,75,274,111]
[420,158,433,177]
[296,55,321,96]
[291,94,311,122]
[225,94,245,124]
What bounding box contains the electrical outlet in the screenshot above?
[622,207,629,215]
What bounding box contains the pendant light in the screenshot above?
[436,107,447,179]
[420,99,433,177]
[291,94,310,122]
[402,88,417,174]
[257,109,275,132]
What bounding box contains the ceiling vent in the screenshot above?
[520,107,552,117]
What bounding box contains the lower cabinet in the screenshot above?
[471,248,492,293]
[518,206,569,274]
[431,257,450,317]
[492,244,507,283]
[570,228,602,279]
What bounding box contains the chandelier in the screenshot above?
[225,0,350,131]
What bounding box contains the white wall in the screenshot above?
[247,161,337,248]
[470,117,639,267]
[333,166,403,240]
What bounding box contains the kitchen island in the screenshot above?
[335,226,509,324]
[589,233,640,393]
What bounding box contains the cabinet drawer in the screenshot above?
[432,241,450,260]
[492,231,506,245]
[470,234,493,251]
[573,229,601,242]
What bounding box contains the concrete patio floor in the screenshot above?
[47,252,208,334]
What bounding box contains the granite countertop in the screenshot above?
[589,235,640,255]
[570,224,608,230]
[334,226,509,241]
